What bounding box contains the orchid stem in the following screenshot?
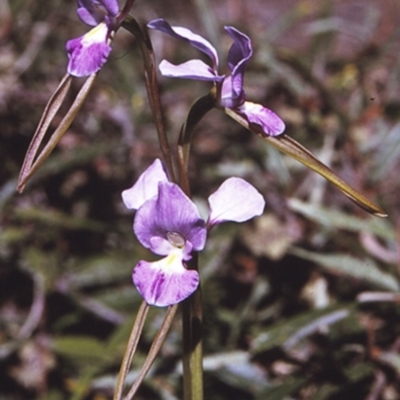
[176,94,214,400]
[117,0,138,26]
[113,301,149,400]
[122,16,176,181]
[177,93,215,194]
[182,255,204,400]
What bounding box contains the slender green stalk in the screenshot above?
[175,93,215,400]
[177,93,215,194]
[182,258,204,400]
[123,19,216,400]
[175,92,219,400]
[113,301,149,400]
[122,16,175,181]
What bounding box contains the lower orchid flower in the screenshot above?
[147,19,285,137]
[122,159,265,307]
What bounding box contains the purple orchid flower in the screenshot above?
[147,19,285,137]
[122,159,265,307]
[66,0,119,77]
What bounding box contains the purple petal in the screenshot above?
[121,159,168,210]
[208,177,265,227]
[220,75,244,108]
[159,60,224,82]
[148,18,219,69]
[77,0,119,25]
[99,0,119,17]
[134,182,207,252]
[77,7,98,26]
[237,101,286,136]
[220,27,253,107]
[133,256,199,307]
[225,27,252,74]
[66,23,111,77]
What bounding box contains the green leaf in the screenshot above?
[52,335,112,366]
[290,247,400,291]
[376,351,400,375]
[14,207,105,231]
[67,251,142,289]
[288,198,395,241]
[202,351,270,394]
[255,376,307,400]
[251,305,352,354]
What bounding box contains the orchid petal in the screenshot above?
[77,0,119,25]
[159,60,224,82]
[208,177,265,227]
[220,27,253,106]
[237,101,286,137]
[220,75,244,108]
[99,0,119,17]
[225,26,252,75]
[133,253,199,307]
[148,18,219,69]
[77,7,98,26]
[122,159,168,210]
[66,23,111,77]
[134,182,207,251]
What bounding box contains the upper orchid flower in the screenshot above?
[66,0,119,77]
[122,159,265,307]
[147,19,285,137]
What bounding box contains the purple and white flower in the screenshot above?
[147,19,285,137]
[122,159,265,307]
[66,0,119,77]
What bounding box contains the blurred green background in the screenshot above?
[1,0,400,399]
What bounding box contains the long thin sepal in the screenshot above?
[225,108,387,218]
[17,74,72,192]
[113,301,149,400]
[17,74,97,192]
[124,304,178,400]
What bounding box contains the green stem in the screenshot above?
[182,260,204,400]
[176,95,215,400]
[122,16,175,181]
[177,93,215,194]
